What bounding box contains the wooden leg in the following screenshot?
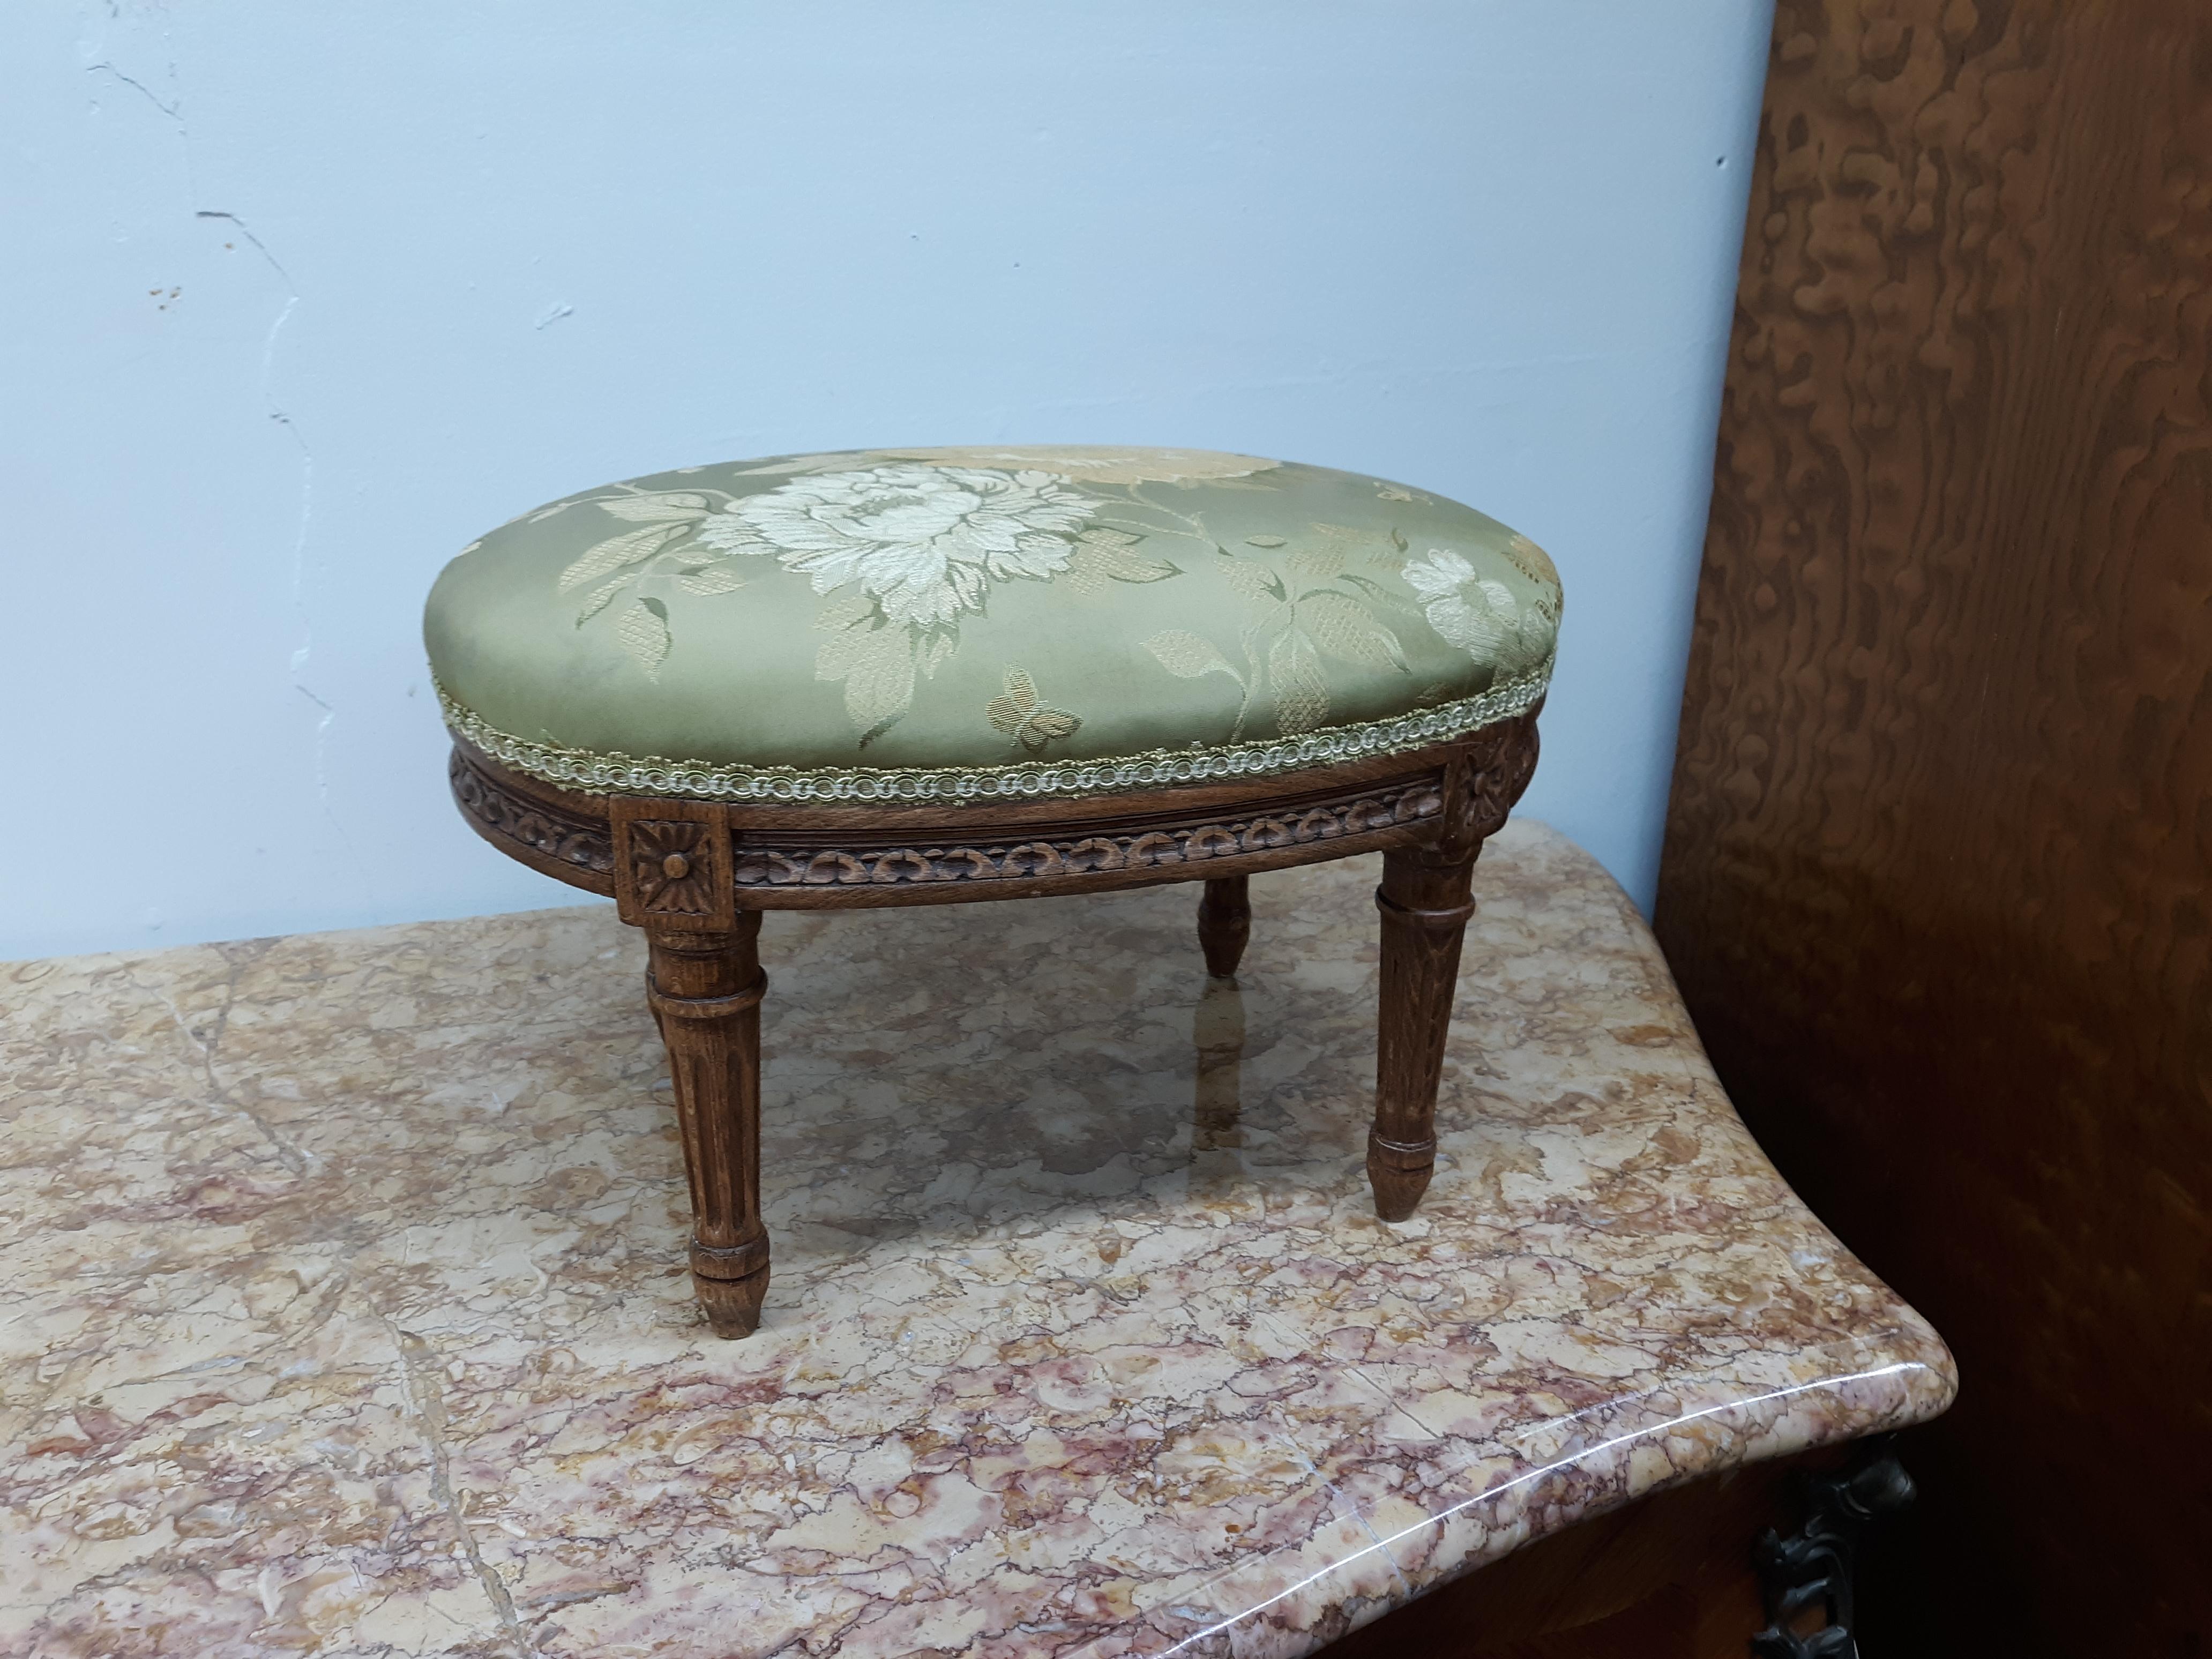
[1370,845,1478,1222]
[1197,875,1252,978]
[645,915,769,1338]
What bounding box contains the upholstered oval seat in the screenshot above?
[425,445,1561,804]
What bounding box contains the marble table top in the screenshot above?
[1,821,1953,1658]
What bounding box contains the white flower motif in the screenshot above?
[696,464,1096,629]
[1404,548,1555,670]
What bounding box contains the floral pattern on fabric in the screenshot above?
[697,465,1094,629]
[1140,526,1418,739]
[1404,548,1559,676]
[483,447,1560,756]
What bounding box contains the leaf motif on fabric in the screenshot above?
[1219,557,1283,603]
[1063,527,1181,596]
[918,631,956,678]
[1288,522,1393,580]
[615,597,671,679]
[598,492,711,523]
[1502,532,1561,588]
[1267,627,1330,734]
[1244,534,1287,548]
[574,573,630,625]
[1142,630,1240,683]
[676,561,750,595]
[815,619,887,677]
[1239,601,1297,697]
[1300,589,1408,672]
[558,524,684,594]
[985,664,1081,753]
[813,588,880,632]
[1509,597,1561,669]
[814,624,917,745]
[1337,571,1424,619]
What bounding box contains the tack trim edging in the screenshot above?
[434,662,1552,806]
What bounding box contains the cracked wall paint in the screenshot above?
[187,205,373,921]
[34,6,382,947]
[2,2,1773,958]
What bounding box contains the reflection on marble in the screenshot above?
[0,821,1953,1657]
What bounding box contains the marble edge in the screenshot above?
[1072,1344,1955,1659]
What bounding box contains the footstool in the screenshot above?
[423,445,1560,1336]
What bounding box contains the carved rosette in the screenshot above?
[628,821,720,916]
[1464,711,1542,838]
[608,799,735,929]
[1432,708,1542,859]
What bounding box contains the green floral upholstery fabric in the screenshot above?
[424,446,1560,803]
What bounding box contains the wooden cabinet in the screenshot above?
[1655,2,2212,1651]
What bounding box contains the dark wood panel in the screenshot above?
[1656,2,2212,1653]
[1314,1456,1802,1659]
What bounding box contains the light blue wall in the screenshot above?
[1,2,1771,960]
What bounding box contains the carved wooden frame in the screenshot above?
[447,704,1541,1335]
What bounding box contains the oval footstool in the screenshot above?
[424,445,1561,1335]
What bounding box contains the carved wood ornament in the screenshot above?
[449,706,1541,1335]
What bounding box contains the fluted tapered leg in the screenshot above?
[1197,876,1252,978]
[1369,846,1478,1221]
[646,916,769,1337]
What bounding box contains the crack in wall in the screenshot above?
[388,1324,537,1657]
[86,60,181,123]
[85,11,379,926]
[191,206,374,919]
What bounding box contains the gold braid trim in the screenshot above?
[435,662,1550,806]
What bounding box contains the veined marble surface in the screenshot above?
[1,821,1952,1658]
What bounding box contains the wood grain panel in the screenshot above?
[1657,1,2212,1651]
[1315,1454,1802,1658]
